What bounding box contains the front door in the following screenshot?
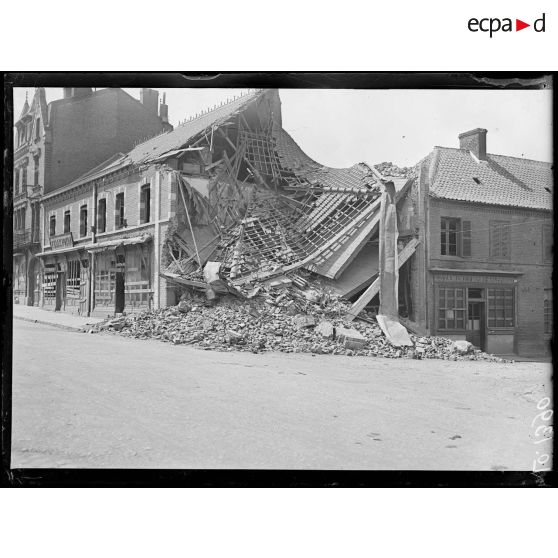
[466,301,486,351]
[55,272,65,311]
[115,272,125,314]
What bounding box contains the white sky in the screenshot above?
[12,87,552,167]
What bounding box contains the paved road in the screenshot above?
[11,320,551,470]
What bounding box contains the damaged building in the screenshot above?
[35,89,552,357]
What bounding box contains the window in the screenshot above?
[64,210,71,233]
[35,118,41,140]
[140,185,151,224]
[22,166,27,187]
[97,198,107,233]
[487,288,514,328]
[490,221,511,260]
[80,205,88,237]
[544,291,552,335]
[49,215,56,237]
[543,223,553,263]
[115,192,125,229]
[440,217,471,257]
[33,155,40,186]
[438,287,466,330]
[14,169,20,194]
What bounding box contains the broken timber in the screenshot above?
[346,237,420,321]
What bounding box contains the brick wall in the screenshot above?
[428,198,552,355]
[45,89,167,193]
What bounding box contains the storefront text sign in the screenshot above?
[50,232,74,250]
[433,273,516,284]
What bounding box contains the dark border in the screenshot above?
[2,72,556,488]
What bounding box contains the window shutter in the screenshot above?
[462,220,471,257]
[543,223,553,262]
[501,222,510,258]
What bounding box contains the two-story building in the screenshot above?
[13,86,172,306]
[409,128,553,357]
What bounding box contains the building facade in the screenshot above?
[409,128,553,357]
[13,87,172,306]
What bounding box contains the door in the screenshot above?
[466,301,486,351]
[115,272,125,314]
[55,272,65,311]
[79,264,89,316]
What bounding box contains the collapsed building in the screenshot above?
[37,88,552,357]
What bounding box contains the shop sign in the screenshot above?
[433,273,516,284]
[50,232,74,250]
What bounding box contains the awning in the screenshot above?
[36,245,89,258]
[87,233,152,253]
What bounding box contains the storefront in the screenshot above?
[430,270,521,355]
[90,237,153,317]
[41,250,90,315]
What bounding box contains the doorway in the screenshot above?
[466,301,486,351]
[55,272,65,311]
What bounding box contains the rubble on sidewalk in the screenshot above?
[90,278,510,363]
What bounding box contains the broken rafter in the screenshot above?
[177,175,203,269]
[346,237,420,321]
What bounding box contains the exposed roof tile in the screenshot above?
[430,147,552,210]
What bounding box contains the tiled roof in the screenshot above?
[429,147,553,210]
[127,90,263,164]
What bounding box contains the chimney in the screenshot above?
[458,128,488,160]
[140,88,159,116]
[63,87,92,99]
[159,93,169,123]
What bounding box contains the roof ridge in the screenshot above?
[176,88,262,128]
[434,145,552,166]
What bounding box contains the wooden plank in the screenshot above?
[346,237,420,321]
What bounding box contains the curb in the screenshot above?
[13,315,87,333]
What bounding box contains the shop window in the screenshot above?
[49,215,56,237]
[66,260,81,301]
[438,287,466,330]
[543,223,553,263]
[490,221,511,260]
[97,198,107,233]
[487,288,514,328]
[64,210,71,233]
[440,218,471,257]
[544,291,552,335]
[80,205,88,237]
[140,185,151,224]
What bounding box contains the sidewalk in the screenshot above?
[12,304,104,331]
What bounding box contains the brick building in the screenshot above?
[13,87,172,305]
[408,128,553,357]
[37,90,279,316]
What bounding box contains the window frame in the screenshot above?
[63,210,71,234]
[437,287,467,331]
[114,192,125,229]
[440,217,471,258]
[140,184,151,224]
[79,205,88,238]
[487,288,515,329]
[97,198,107,233]
[49,215,56,238]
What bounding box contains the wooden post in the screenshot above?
[177,174,202,269]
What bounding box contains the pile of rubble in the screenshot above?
[373,161,416,179]
[89,281,509,362]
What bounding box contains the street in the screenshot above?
[11,320,551,470]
